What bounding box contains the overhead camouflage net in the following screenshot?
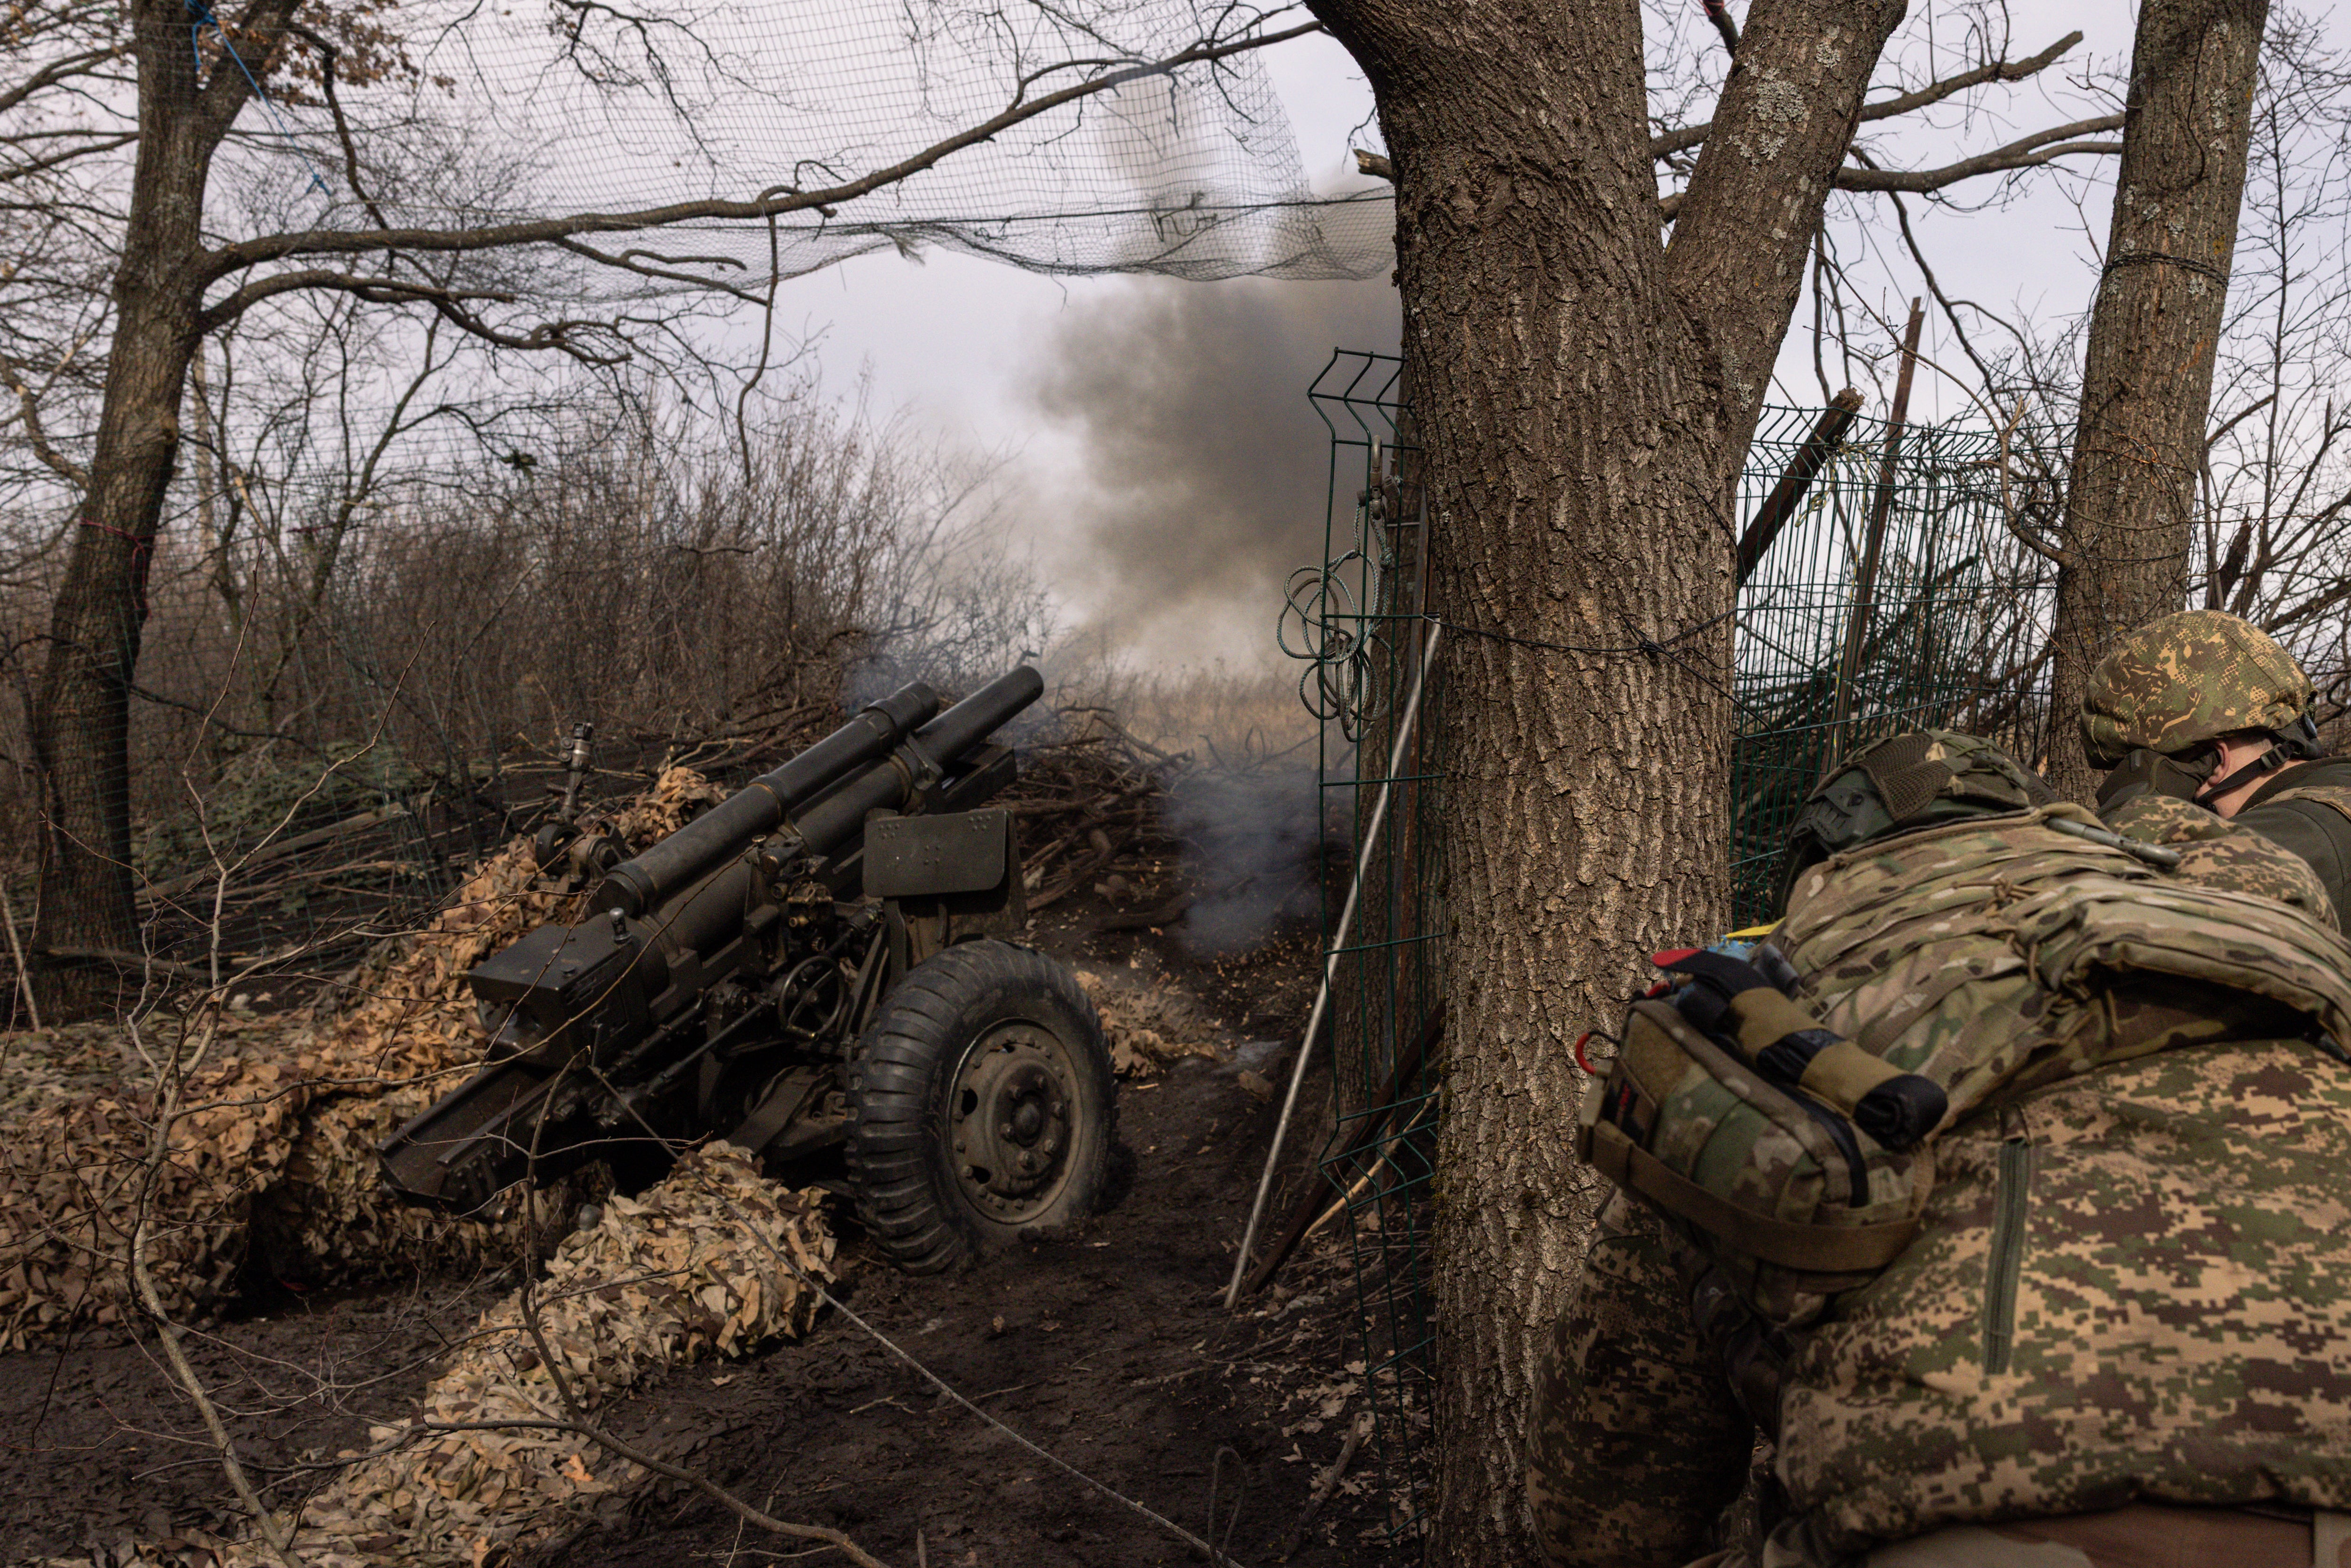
[202,0,1394,288]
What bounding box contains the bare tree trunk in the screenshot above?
[29,0,214,1015]
[1303,0,1901,1559]
[2046,0,2270,801]
[32,306,195,995]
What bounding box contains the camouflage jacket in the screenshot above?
[2097,756,2351,922]
[2235,757,2351,922]
[1766,1036,2351,1563]
[1533,808,2351,1568]
[1767,800,2351,1561]
[1533,1048,2351,1568]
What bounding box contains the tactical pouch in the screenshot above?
[1585,802,2351,1331]
[1576,996,1936,1328]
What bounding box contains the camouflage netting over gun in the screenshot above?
[0,768,726,1348]
[14,1143,834,1568]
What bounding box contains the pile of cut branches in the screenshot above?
[1006,709,1185,914]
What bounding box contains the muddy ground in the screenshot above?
[0,894,1415,1567]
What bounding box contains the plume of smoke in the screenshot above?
[1017,275,1392,946]
[1026,275,1400,672]
[1166,764,1323,954]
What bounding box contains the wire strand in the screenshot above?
[730,1205,1249,1568]
[1422,607,1764,720]
[2099,250,2230,285]
[182,0,335,199]
[1420,605,1734,658]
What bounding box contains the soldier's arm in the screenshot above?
[1526,1195,1755,1568]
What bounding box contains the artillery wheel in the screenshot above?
[847,940,1116,1272]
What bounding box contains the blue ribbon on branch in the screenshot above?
[184,0,334,199]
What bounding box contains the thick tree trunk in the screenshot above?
[31,304,196,998]
[2046,0,2269,801]
[1303,0,1901,1560]
[29,0,212,1013]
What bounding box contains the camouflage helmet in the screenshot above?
[2080,610,2313,768]
[1775,730,2055,912]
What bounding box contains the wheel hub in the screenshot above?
[950,1025,1078,1220]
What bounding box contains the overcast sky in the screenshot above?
[787,8,2147,672]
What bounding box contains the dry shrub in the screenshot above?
[0,768,725,1348]
[0,390,918,842]
[1045,654,1314,766]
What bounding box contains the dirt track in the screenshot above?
[0,906,1410,1567]
[523,1050,1402,1567]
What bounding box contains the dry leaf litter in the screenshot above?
[1073,967,1224,1074]
[10,1142,833,1568]
[0,769,726,1348]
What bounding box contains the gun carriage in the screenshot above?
[378,665,1116,1271]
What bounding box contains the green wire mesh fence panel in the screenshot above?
[1730,404,2056,924]
[1284,365,2057,1549]
[1289,350,1441,1548]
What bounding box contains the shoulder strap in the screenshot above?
[2253,782,2351,825]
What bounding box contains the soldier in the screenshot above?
[2083,608,2351,918]
[1527,730,2351,1568]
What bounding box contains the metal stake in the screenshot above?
[0,878,39,1033]
[1224,619,1442,1309]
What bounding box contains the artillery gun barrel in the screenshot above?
[796,665,1045,857]
[596,679,941,918]
[600,667,1046,990]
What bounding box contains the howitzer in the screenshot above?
[379,665,1117,1271]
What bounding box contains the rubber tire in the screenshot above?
[847,940,1116,1272]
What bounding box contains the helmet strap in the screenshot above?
[2196,743,2292,806]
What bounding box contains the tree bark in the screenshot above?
[2046,0,2270,801]
[1301,0,1901,1560]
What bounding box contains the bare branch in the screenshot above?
[1834,116,2124,194]
[197,268,520,330]
[553,236,770,304]
[1651,30,2087,159]
[0,132,138,185]
[124,1005,302,1568]
[0,353,90,489]
[1659,116,2122,221]
[2206,390,2280,454]
[199,19,1325,287]
[0,47,124,121]
[1700,0,1739,59]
